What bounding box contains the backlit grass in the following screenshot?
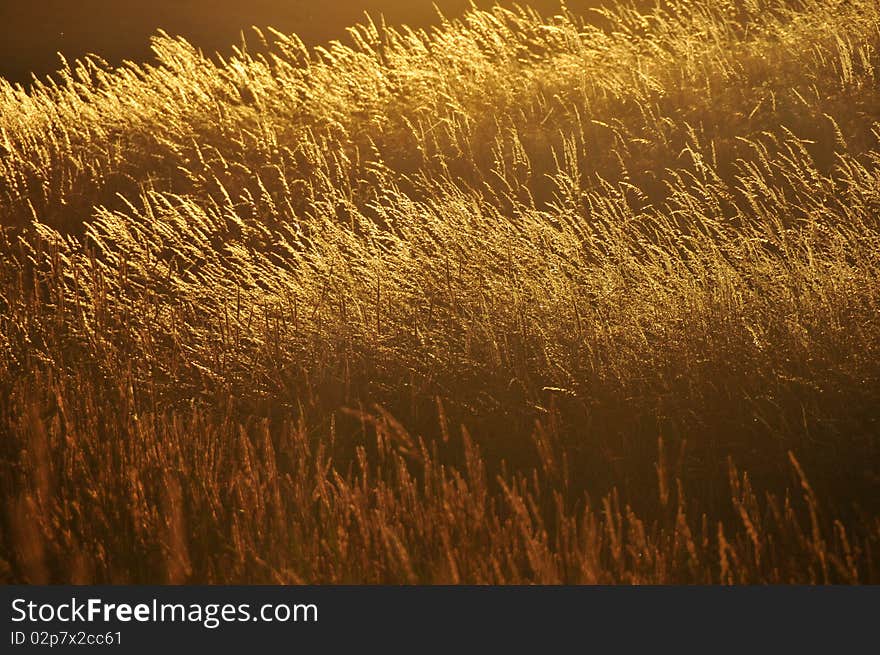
[1,0,879,583]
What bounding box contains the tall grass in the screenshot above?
[1,0,879,583]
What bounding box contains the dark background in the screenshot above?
[0,1,605,86]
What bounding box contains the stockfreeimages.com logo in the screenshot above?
[11,598,318,630]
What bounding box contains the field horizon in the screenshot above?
[0,0,614,87]
[2,0,879,584]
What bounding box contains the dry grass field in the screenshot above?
[1,0,879,583]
